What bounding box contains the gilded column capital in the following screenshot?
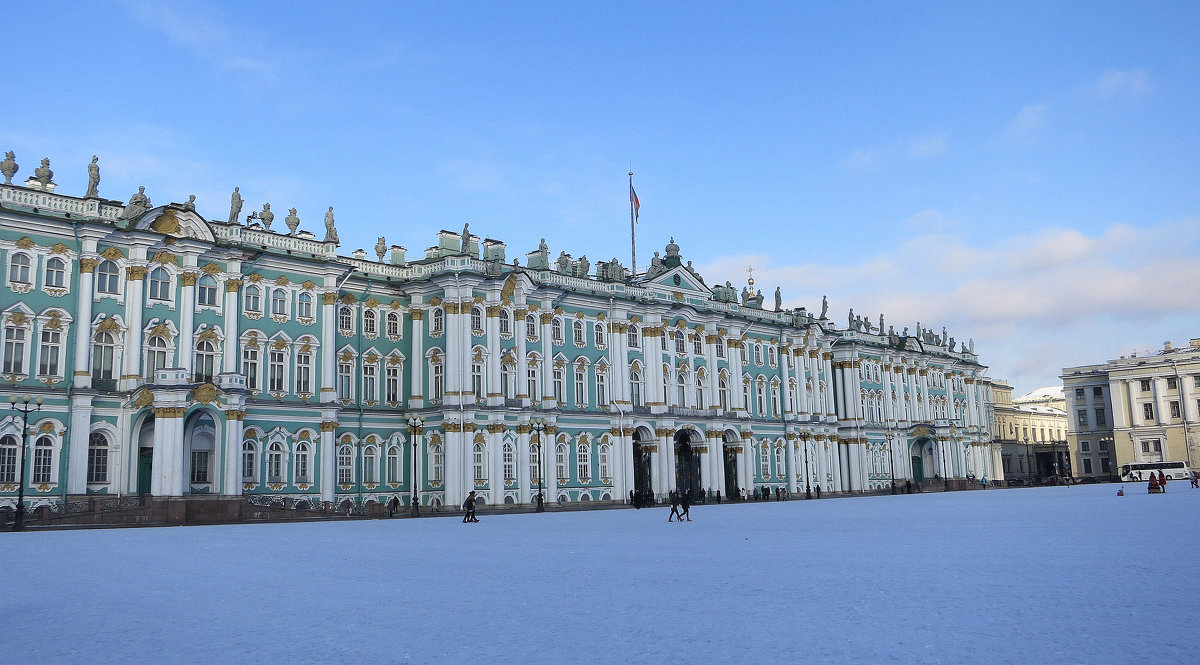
[224,409,247,421]
[79,258,99,273]
[180,272,200,287]
[487,424,506,433]
[322,292,338,305]
[224,279,242,292]
[152,406,187,418]
[409,308,425,321]
[126,266,148,281]
[485,305,501,317]
[539,312,555,324]
[319,421,339,432]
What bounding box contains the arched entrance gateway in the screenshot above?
[910,437,936,483]
[674,429,702,500]
[631,427,655,501]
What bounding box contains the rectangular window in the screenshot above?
[574,369,586,406]
[1140,379,1151,392]
[1170,401,1180,419]
[596,371,608,407]
[1143,403,1154,421]
[1194,376,1200,389]
[363,363,377,403]
[1082,458,1093,474]
[242,348,259,392]
[1075,388,1084,399]
[1080,441,1090,452]
[190,450,210,484]
[1077,409,1088,428]
[0,445,16,483]
[1167,377,1177,390]
[1094,408,1106,427]
[269,350,285,392]
[38,329,61,376]
[386,365,400,403]
[338,362,353,400]
[1100,457,1111,473]
[295,352,312,394]
[3,326,26,374]
[1092,386,1103,398]
[1099,440,1108,451]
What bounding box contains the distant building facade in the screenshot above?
[989,381,1068,483]
[0,153,997,520]
[1062,340,1200,481]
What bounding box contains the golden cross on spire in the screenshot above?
[746,265,755,287]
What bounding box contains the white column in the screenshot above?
[785,434,798,494]
[319,420,336,504]
[730,340,746,412]
[320,292,338,404]
[221,277,240,374]
[514,308,529,404]
[178,270,197,376]
[882,361,895,424]
[151,406,186,496]
[409,309,425,408]
[518,426,531,504]
[544,425,558,501]
[485,303,502,406]
[72,259,97,389]
[120,263,147,389]
[540,311,556,407]
[821,353,836,421]
[66,394,93,493]
[796,349,811,417]
[489,427,503,503]
[222,411,244,495]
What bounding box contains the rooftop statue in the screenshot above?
[228,187,243,224]
[182,194,197,212]
[461,222,471,251]
[84,156,100,198]
[539,237,548,254]
[0,151,17,184]
[118,186,151,222]
[774,287,782,312]
[260,203,274,231]
[33,157,53,186]
[556,251,571,273]
[848,308,855,330]
[879,313,885,332]
[577,255,589,277]
[820,295,828,319]
[285,208,301,235]
[323,206,338,243]
[375,237,387,261]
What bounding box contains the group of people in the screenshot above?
[667,490,692,522]
[1147,470,1169,494]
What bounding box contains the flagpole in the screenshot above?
[629,171,637,276]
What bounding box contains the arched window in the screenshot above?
[774,445,785,479]
[693,334,703,355]
[572,320,584,345]
[594,322,605,348]
[386,311,400,337]
[337,445,354,484]
[267,442,285,481]
[552,318,563,344]
[194,339,217,383]
[716,337,726,358]
[526,357,539,400]
[503,442,515,483]
[768,346,777,366]
[501,363,515,399]
[430,443,444,482]
[431,308,444,334]
[576,442,591,481]
[529,442,542,485]
[46,257,66,289]
[363,445,378,483]
[431,356,444,400]
[755,380,766,415]
[555,443,568,482]
[574,365,587,406]
[244,284,261,313]
[96,260,120,294]
[92,331,117,381]
[363,309,377,335]
[471,307,483,333]
[241,441,257,480]
[386,445,400,483]
[759,443,770,478]
[87,432,109,483]
[525,314,537,339]
[595,368,608,407]
[338,305,353,332]
[148,267,171,301]
[598,444,611,479]
[628,324,639,348]
[677,370,688,406]
[630,370,643,407]
[298,292,314,319]
[719,375,730,410]
[145,335,169,379]
[770,383,781,417]
[295,442,310,482]
[552,367,564,403]
[754,344,763,366]
[743,379,752,411]
[696,375,706,409]
[32,436,53,483]
[8,253,31,284]
[473,442,487,482]
[472,361,485,400]
[675,331,685,354]
[499,309,511,335]
[0,435,18,483]
[197,275,218,306]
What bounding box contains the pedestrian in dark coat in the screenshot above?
[462,490,479,522]
[668,490,682,522]
[1158,470,1167,492]
[679,491,692,521]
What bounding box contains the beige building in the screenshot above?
[1061,339,1200,481]
[989,380,1068,483]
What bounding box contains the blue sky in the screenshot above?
[5,1,1198,394]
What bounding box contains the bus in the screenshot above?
[1119,461,1193,482]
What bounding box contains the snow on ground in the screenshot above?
[3,484,1198,665]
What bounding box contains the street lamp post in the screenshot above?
[407,416,423,518]
[8,394,44,532]
[887,436,897,494]
[939,437,950,492]
[801,432,812,499]
[531,419,545,512]
[1024,436,1033,485]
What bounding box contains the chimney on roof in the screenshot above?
[1191,338,1200,349]
[1164,341,1173,351]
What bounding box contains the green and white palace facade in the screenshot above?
[0,160,1000,515]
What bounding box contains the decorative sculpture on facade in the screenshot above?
[285,208,301,235]
[324,206,338,243]
[84,156,100,198]
[774,287,782,312]
[33,157,53,186]
[182,195,197,212]
[118,186,151,222]
[820,295,829,319]
[260,203,274,231]
[0,151,17,184]
[227,187,243,224]
[375,237,387,262]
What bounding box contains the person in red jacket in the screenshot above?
[1148,473,1160,494]
[1158,470,1168,493]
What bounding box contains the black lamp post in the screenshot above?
[887,436,897,494]
[1024,436,1033,485]
[531,419,545,512]
[407,416,422,517]
[939,436,950,492]
[8,394,43,531]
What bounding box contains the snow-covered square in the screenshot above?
[5,484,1198,665]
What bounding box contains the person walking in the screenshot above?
[668,490,682,522]
[679,490,692,522]
[462,490,480,523]
[1158,470,1168,493]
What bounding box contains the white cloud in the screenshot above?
[695,217,1200,393]
[1005,103,1049,142]
[841,149,878,172]
[1092,69,1151,99]
[119,1,278,75]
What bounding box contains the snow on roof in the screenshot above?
[1015,386,1063,401]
